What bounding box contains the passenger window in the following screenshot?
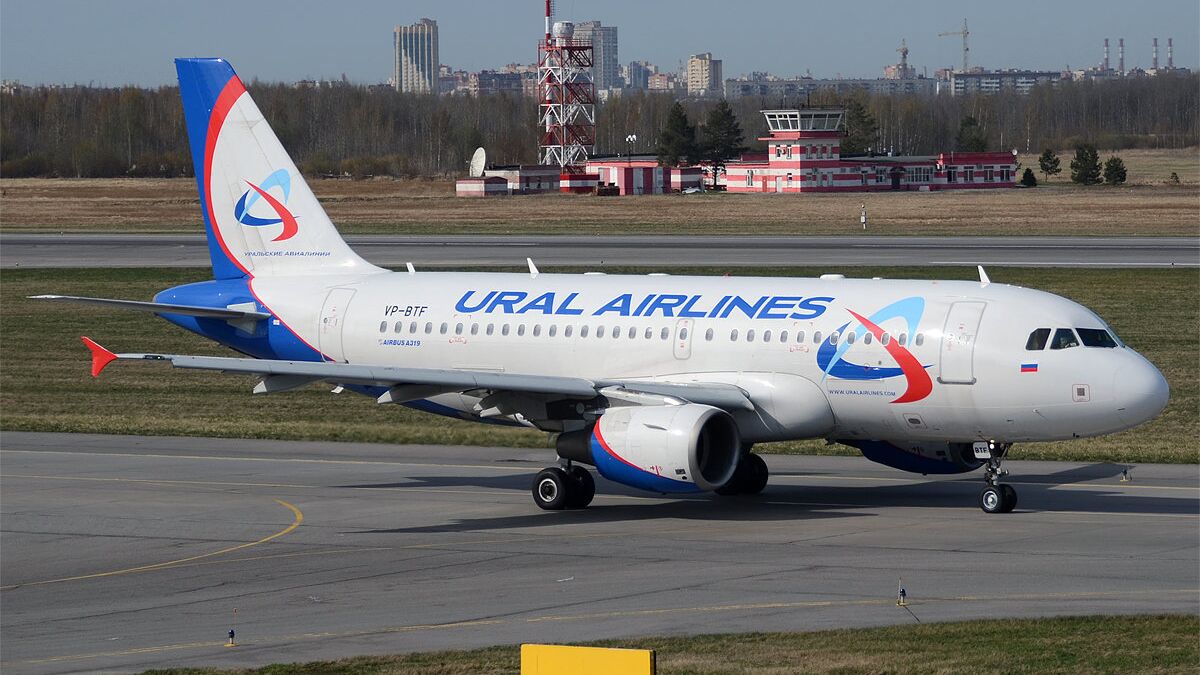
[813,331,822,343]
[409,321,418,333]
[501,324,510,336]
[846,332,855,345]
[517,324,526,336]
[565,325,574,337]
[628,327,636,339]
[705,328,714,341]
[863,333,872,345]
[471,323,479,335]
[533,325,541,337]
[881,333,890,345]
[581,326,589,338]
[486,324,494,336]
[394,322,402,333]
[680,327,689,340]
[613,325,621,339]
[746,329,755,342]
[1050,328,1080,350]
[644,327,653,339]
[596,326,605,338]
[1076,328,1118,348]
[379,321,387,333]
[439,322,448,335]
[730,329,739,341]
[829,331,840,344]
[780,330,788,342]
[763,330,772,342]
[660,327,669,340]
[455,323,463,335]
[898,333,907,346]
[1025,328,1051,350]
[796,330,805,342]
[549,325,557,337]
[914,333,924,346]
[425,322,433,334]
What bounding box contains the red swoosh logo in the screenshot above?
[244,181,299,242]
[847,309,933,404]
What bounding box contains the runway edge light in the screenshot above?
[521,644,655,675]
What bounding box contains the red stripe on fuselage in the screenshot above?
[847,309,933,404]
[203,77,251,277]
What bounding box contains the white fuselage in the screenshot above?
[251,271,1168,445]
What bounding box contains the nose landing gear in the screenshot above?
[978,442,1016,514]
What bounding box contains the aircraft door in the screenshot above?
[673,319,694,360]
[938,301,986,384]
[318,287,356,362]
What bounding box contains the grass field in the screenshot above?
[2,265,1195,464]
[141,614,1200,674]
[1,149,1197,236]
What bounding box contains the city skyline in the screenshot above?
[1,0,1198,86]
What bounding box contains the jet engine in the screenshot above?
[843,440,986,475]
[556,404,741,493]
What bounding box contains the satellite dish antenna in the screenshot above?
[469,147,487,177]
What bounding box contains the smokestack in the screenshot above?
[1153,37,1159,70]
[1103,38,1110,71]
[1118,38,1125,74]
[544,0,551,41]
[1168,38,1174,69]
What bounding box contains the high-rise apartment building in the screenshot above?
[575,21,619,92]
[394,18,439,93]
[687,52,722,97]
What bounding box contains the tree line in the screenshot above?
[2,73,1195,179]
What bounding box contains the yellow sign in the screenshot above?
[521,643,656,675]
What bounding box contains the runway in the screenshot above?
[2,234,1196,269]
[1,432,1196,673]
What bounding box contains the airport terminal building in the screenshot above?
[723,109,1018,193]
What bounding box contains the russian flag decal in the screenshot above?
[1020,363,1039,373]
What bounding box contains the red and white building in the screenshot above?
[586,158,703,195]
[724,109,1017,193]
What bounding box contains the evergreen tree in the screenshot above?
[1070,144,1103,185]
[697,99,746,188]
[1037,148,1061,181]
[1020,167,1038,187]
[840,96,878,155]
[954,115,988,152]
[656,102,696,167]
[1103,155,1128,185]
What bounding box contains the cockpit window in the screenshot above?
[1049,328,1080,350]
[1025,328,1051,350]
[1076,328,1118,348]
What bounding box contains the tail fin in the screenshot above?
[175,58,382,279]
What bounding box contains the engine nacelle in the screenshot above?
[557,404,741,493]
[843,440,986,475]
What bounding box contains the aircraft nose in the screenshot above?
[1113,356,1169,428]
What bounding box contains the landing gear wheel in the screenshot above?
[716,453,769,496]
[739,453,769,495]
[532,467,571,511]
[999,484,1018,513]
[980,486,1004,514]
[566,466,595,509]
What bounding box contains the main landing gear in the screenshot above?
[716,452,769,496]
[532,463,595,511]
[978,443,1017,514]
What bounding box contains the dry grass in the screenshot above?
[1,148,1196,235]
[1,265,1195,464]
[141,614,1200,675]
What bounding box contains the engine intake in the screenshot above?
[557,404,741,493]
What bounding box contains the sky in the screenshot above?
[1,0,1197,86]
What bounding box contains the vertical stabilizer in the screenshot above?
[175,58,383,279]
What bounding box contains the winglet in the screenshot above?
[81,336,117,377]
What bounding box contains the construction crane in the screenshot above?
[939,18,970,72]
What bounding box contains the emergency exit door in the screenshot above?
[318,288,356,362]
[939,301,986,384]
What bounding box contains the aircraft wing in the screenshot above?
[81,337,754,413]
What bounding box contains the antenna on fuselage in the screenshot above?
[977,265,991,286]
[527,258,540,278]
[406,262,416,275]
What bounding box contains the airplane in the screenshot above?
[38,58,1169,514]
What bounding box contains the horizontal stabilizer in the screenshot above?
[32,295,270,321]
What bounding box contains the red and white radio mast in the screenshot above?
[538,0,595,171]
